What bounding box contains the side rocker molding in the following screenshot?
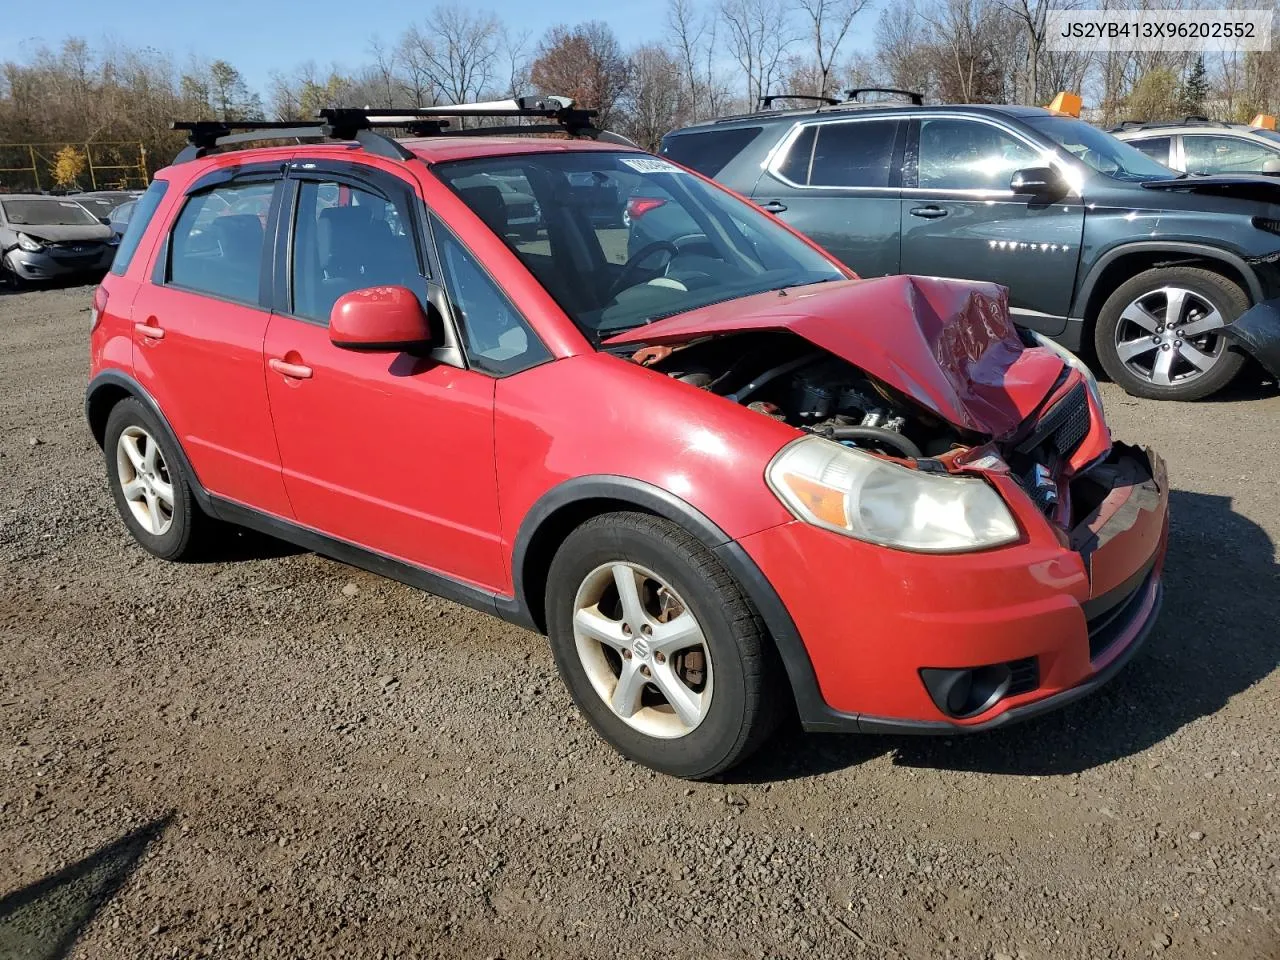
[510,476,833,728]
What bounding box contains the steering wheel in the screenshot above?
[605,241,680,302]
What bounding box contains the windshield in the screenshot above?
[1025,116,1178,181]
[1,198,102,226]
[432,151,845,340]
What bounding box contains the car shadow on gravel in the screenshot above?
[0,814,172,959]
[198,526,304,563]
[731,488,1279,783]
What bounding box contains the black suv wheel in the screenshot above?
[1094,266,1248,400]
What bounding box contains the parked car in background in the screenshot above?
[1,193,118,287]
[73,190,143,223]
[1112,118,1280,175]
[88,100,1170,778]
[660,94,1280,400]
[107,198,137,241]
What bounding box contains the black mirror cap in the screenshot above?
[1010,166,1066,196]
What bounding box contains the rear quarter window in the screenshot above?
[660,127,762,177]
[110,180,168,277]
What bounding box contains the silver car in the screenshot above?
[1112,118,1280,175]
[0,194,118,288]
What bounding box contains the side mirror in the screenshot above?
[99,217,111,225]
[1263,157,1280,174]
[1009,166,1066,197]
[329,285,436,352]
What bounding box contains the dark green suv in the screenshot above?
[658,99,1280,400]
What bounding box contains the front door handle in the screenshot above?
[269,357,313,380]
[756,200,788,213]
[134,321,165,340]
[909,205,948,220]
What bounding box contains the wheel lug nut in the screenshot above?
[1161,343,1171,350]
[640,665,651,678]
[1175,340,1183,347]
[640,624,652,636]
[622,649,632,660]
[1152,335,1160,343]
[622,623,632,636]
[654,651,666,663]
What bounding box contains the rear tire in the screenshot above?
[1093,266,1248,400]
[103,398,209,561]
[545,512,783,779]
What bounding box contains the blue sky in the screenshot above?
[7,0,702,94]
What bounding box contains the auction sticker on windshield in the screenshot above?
[619,157,686,175]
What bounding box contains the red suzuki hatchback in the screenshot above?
[87,101,1169,778]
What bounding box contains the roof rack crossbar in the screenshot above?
[758,94,842,108]
[844,87,924,106]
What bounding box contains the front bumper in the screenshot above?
[4,246,114,281]
[1222,296,1280,380]
[736,444,1170,733]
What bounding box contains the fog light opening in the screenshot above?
[920,663,1014,719]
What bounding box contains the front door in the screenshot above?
[751,117,905,279]
[261,163,506,591]
[130,174,292,517]
[899,116,1085,334]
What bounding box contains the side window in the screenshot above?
[166,180,275,303]
[110,180,166,276]
[917,119,1041,191]
[659,126,762,177]
[432,222,551,376]
[290,179,421,323]
[809,120,900,188]
[776,126,817,184]
[1183,135,1276,174]
[1130,136,1172,165]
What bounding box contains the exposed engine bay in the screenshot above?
[633,331,971,461]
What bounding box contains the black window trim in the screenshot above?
[152,171,284,311]
[427,215,554,379]
[764,115,908,191]
[109,179,169,278]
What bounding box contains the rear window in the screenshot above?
[110,180,168,277]
[660,127,762,177]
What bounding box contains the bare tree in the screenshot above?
[624,45,687,148]
[796,0,868,98]
[720,0,800,102]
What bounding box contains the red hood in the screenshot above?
[603,275,1065,437]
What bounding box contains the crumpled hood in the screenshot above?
[603,275,1066,437]
[11,222,112,244]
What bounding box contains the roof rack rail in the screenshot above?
[844,87,924,106]
[170,96,627,165]
[758,93,842,109]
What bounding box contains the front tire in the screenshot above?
[1093,266,1248,400]
[545,512,783,779]
[103,398,208,561]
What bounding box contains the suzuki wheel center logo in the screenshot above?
[632,636,652,660]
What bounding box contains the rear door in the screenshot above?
[899,115,1085,333]
[751,117,905,278]
[130,169,293,517]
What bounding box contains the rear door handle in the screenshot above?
[909,205,948,220]
[269,357,313,380]
[134,321,165,340]
[756,200,788,213]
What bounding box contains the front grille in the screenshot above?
[1006,656,1040,696]
[1016,381,1090,459]
[1087,571,1154,660]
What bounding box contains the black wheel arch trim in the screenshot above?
[85,370,216,516]
[1073,242,1263,320]
[509,475,832,726]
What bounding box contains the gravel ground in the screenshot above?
[1,283,1278,960]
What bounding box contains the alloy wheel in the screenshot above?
[571,561,713,739]
[115,425,174,536]
[1113,286,1228,388]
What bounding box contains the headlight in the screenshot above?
[1029,331,1104,418]
[16,233,43,252]
[766,436,1019,552]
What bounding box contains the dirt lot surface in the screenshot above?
[1,283,1278,960]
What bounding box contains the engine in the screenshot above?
[640,332,964,460]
